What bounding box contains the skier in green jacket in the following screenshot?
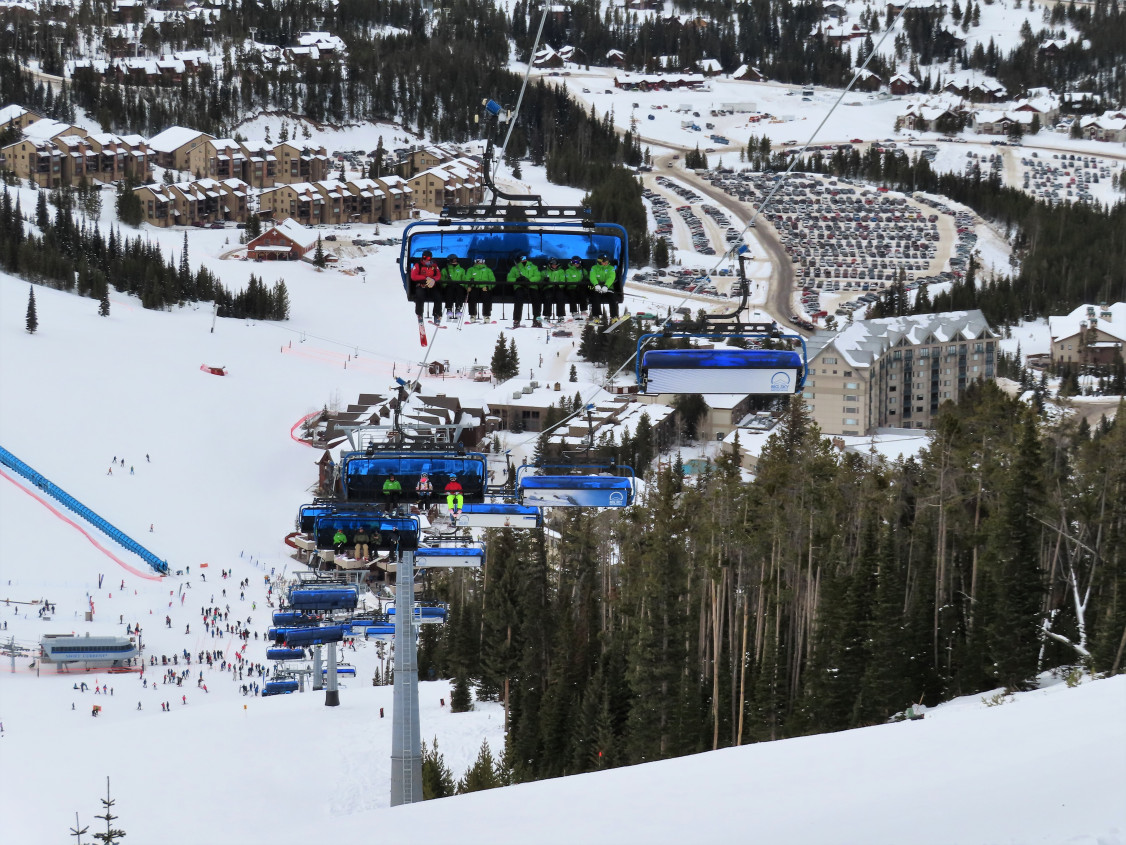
[507,254,543,328]
[543,256,567,324]
[588,253,619,324]
[564,256,587,321]
[332,528,348,556]
[440,254,469,322]
[382,474,402,510]
[466,257,496,323]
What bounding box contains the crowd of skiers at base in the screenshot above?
[410,249,620,328]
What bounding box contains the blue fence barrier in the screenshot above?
[0,445,169,575]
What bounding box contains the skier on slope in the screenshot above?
[409,250,442,325]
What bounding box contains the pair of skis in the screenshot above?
[418,290,475,345]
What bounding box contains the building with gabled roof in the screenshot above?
[731,64,765,82]
[272,141,330,184]
[889,72,919,96]
[239,140,278,188]
[1079,111,1126,143]
[1012,88,1060,124]
[697,58,723,76]
[372,175,412,220]
[247,218,321,261]
[407,160,485,214]
[614,72,708,91]
[295,31,347,55]
[1048,303,1126,367]
[133,177,250,227]
[147,125,214,171]
[192,138,250,182]
[1,121,85,188]
[258,181,326,224]
[899,102,961,132]
[970,109,1037,135]
[803,311,996,435]
[0,104,41,132]
[853,68,883,92]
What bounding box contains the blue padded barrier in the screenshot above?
[0,445,169,575]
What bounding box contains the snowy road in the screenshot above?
[647,151,798,329]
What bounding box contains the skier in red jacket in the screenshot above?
[410,250,442,324]
[444,476,464,514]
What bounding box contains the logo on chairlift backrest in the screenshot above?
[608,490,626,506]
[770,371,792,392]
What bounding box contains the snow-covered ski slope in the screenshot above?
[294,675,1126,845]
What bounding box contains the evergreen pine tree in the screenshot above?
[491,333,512,381]
[457,740,502,793]
[858,524,915,722]
[313,236,326,268]
[507,337,520,379]
[421,738,456,799]
[115,182,143,227]
[36,191,49,230]
[179,231,190,278]
[271,281,290,320]
[986,412,1046,690]
[98,283,110,317]
[91,777,126,844]
[26,285,37,333]
[450,674,473,712]
[569,363,578,382]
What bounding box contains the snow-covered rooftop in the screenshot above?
[147,125,212,153]
[819,311,995,369]
[1049,303,1126,344]
[0,104,33,125]
[22,119,76,141]
[269,218,321,250]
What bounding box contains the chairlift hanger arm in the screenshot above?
[703,250,752,325]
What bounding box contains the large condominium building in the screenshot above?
[803,310,996,435]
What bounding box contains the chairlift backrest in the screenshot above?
[516,464,635,508]
[340,452,487,504]
[312,514,421,552]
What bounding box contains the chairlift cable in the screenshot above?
[499,3,552,162]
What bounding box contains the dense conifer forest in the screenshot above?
[420,388,1125,780]
[0,186,289,318]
